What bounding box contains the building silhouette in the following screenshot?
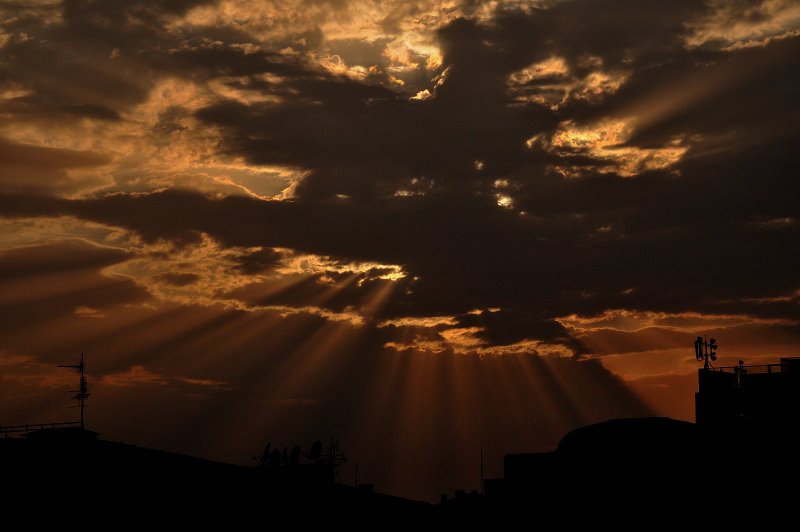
[4,348,800,521]
[456,353,800,519]
[696,357,800,430]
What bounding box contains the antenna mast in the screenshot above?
[57,352,89,429]
[694,336,718,369]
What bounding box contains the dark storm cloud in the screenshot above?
[455,309,586,353]
[185,2,798,222]
[1,1,798,350]
[0,2,157,121]
[487,0,706,66]
[187,0,796,202]
[567,35,800,146]
[194,21,553,199]
[1,179,796,333]
[0,0,307,124]
[233,247,283,274]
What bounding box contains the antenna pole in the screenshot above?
[694,336,718,370]
[57,352,89,430]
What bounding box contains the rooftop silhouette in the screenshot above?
[3,343,800,522]
[442,344,800,521]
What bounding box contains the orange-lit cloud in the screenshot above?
[101,365,169,387]
[558,308,797,334]
[685,0,800,50]
[378,315,459,328]
[101,365,230,390]
[384,322,575,357]
[508,56,629,109]
[529,118,690,177]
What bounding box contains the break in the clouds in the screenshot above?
[1,0,799,499]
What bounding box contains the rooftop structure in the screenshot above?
[696,357,800,429]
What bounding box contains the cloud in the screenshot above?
[0,137,112,195]
[101,365,169,387]
[0,239,130,279]
[684,0,800,50]
[101,364,230,391]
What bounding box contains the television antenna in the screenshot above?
[694,336,718,369]
[57,352,89,429]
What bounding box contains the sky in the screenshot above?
[1,0,799,500]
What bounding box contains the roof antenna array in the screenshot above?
[57,352,89,429]
[695,336,718,370]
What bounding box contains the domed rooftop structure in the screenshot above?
[556,417,698,457]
